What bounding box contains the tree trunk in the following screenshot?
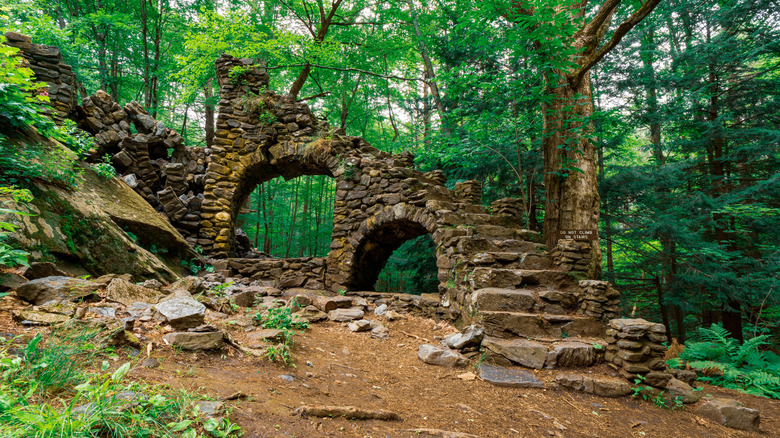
[542,71,602,278]
[204,78,215,147]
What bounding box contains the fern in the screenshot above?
[674,325,780,399]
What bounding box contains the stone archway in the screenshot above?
[336,205,442,292]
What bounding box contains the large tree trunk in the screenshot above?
[542,71,602,278]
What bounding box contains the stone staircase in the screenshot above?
[450,222,612,371]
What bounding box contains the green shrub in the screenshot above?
[669,325,780,399]
[253,302,309,365]
[0,326,242,437]
[0,186,32,268]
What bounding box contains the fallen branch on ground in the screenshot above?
[292,405,401,421]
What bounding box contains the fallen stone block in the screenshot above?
[16,276,98,305]
[481,337,548,369]
[695,398,760,431]
[154,297,206,329]
[443,325,484,350]
[418,344,469,368]
[328,307,365,322]
[164,331,224,350]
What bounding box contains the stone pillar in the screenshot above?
[605,318,671,387]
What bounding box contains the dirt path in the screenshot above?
[131,315,779,438]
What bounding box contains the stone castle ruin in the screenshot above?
[5,32,637,365]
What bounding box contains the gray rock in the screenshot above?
[328,307,365,322]
[481,337,548,369]
[164,331,224,350]
[231,290,257,308]
[141,279,163,291]
[371,325,390,340]
[169,276,205,295]
[478,363,544,388]
[695,398,760,431]
[20,262,67,280]
[545,341,596,368]
[244,329,285,348]
[374,303,388,315]
[418,344,469,368]
[0,272,26,292]
[443,325,484,350]
[665,377,702,404]
[348,319,372,332]
[297,305,327,323]
[196,401,224,417]
[12,309,70,326]
[384,310,405,321]
[141,357,160,368]
[155,297,206,329]
[107,278,162,306]
[16,276,98,305]
[89,306,117,318]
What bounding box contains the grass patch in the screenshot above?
[0,324,241,437]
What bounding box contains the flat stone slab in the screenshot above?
[164,331,224,350]
[107,278,162,306]
[12,310,70,326]
[418,344,469,368]
[155,298,206,329]
[481,337,547,369]
[696,398,760,431]
[328,307,365,322]
[478,363,544,388]
[16,276,98,305]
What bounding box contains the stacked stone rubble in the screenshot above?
[4,32,76,124]
[453,180,483,205]
[550,239,592,272]
[578,280,621,320]
[605,318,671,386]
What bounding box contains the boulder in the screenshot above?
[164,331,224,350]
[374,303,388,315]
[545,341,596,368]
[328,307,365,322]
[695,398,760,431]
[231,290,257,308]
[481,337,547,369]
[154,297,206,329]
[418,344,469,368]
[443,325,484,350]
[106,278,162,306]
[477,363,544,388]
[0,154,197,282]
[16,276,98,305]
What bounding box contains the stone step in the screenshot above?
[470,287,580,314]
[471,288,536,313]
[469,251,551,270]
[461,225,542,242]
[469,267,580,290]
[481,336,604,370]
[477,311,604,339]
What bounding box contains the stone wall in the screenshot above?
[4,32,76,124]
[226,257,326,290]
[550,239,592,272]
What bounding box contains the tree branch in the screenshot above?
[571,0,664,87]
[267,63,428,85]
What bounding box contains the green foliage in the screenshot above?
[91,154,117,180]
[254,302,309,365]
[672,325,780,399]
[0,327,242,437]
[376,234,438,295]
[0,186,32,268]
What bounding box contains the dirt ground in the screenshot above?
[2,298,778,438]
